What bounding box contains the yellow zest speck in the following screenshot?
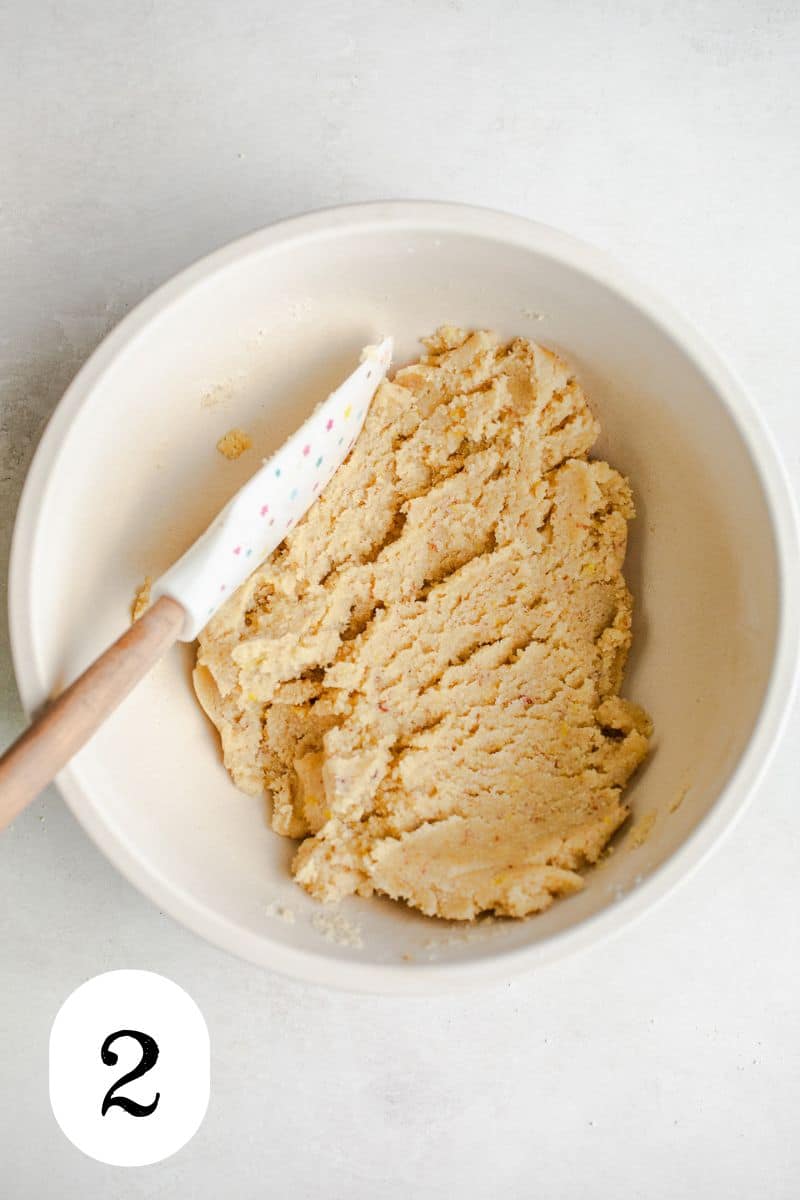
[344,405,352,419]
[247,692,258,703]
[581,562,597,576]
[560,721,570,738]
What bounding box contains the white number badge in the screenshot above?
[49,970,210,1166]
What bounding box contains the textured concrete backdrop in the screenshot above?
[2,2,799,1197]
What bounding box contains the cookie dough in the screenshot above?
[131,575,152,623]
[217,428,252,459]
[195,328,652,919]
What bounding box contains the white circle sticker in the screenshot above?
[49,970,210,1166]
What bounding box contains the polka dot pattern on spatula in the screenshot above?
[151,337,393,641]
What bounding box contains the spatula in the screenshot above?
[0,337,393,828]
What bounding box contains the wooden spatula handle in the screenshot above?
[0,595,186,830]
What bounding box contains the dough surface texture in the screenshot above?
[195,328,651,919]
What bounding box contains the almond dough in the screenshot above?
[216,428,252,459]
[195,328,652,919]
[131,575,152,623]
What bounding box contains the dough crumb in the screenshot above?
[196,328,652,921]
[131,576,152,623]
[200,383,232,410]
[217,428,252,459]
[264,900,296,924]
[627,810,657,849]
[311,910,364,949]
[424,916,499,952]
[670,786,689,814]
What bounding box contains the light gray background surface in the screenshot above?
[2,2,799,1196]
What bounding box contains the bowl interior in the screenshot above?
[13,211,781,985]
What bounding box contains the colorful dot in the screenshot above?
[268,517,274,526]
[246,548,252,557]
[338,435,343,446]
[302,444,311,456]
[233,545,241,555]
[260,504,269,516]
[220,584,227,592]
[290,487,298,500]
[315,456,323,468]
[344,405,352,419]
[274,467,281,477]
[326,418,334,431]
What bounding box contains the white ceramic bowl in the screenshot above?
[10,202,799,993]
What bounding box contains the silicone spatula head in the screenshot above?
[152,336,393,639]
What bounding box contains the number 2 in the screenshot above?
[100,1030,160,1117]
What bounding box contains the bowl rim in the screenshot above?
[9,200,800,994]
